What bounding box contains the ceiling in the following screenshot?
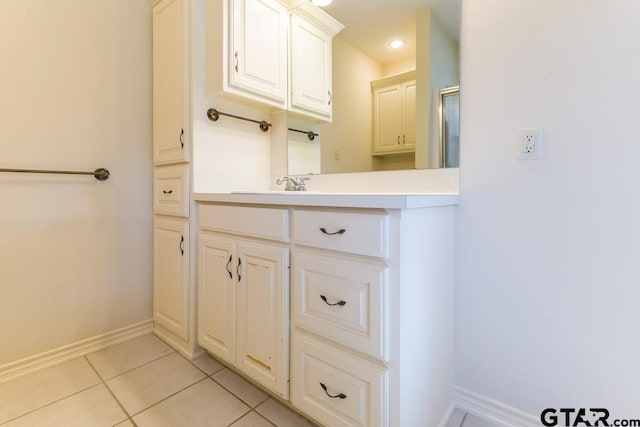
[320,0,461,66]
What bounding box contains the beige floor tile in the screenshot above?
[213,368,268,408]
[106,353,205,415]
[191,353,225,375]
[2,384,127,427]
[463,414,500,427]
[133,379,250,427]
[114,420,135,427]
[0,358,100,424]
[86,333,173,380]
[447,408,467,427]
[256,398,318,427]
[230,411,275,427]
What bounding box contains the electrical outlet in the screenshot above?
[517,127,543,160]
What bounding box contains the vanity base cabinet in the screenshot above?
[290,206,455,427]
[198,204,291,398]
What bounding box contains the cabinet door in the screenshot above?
[236,241,290,398]
[198,233,237,365]
[153,0,189,164]
[153,217,189,341]
[230,0,288,105]
[372,85,402,154]
[402,80,417,150]
[290,14,333,120]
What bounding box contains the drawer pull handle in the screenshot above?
[179,129,184,149]
[320,383,346,399]
[319,227,346,236]
[226,255,233,279]
[237,258,242,281]
[162,190,173,195]
[179,235,184,256]
[320,295,346,307]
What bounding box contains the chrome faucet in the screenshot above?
[276,176,309,191]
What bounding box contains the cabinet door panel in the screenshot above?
[373,86,402,153]
[153,218,189,340]
[198,233,236,365]
[231,0,287,103]
[236,241,289,398]
[290,14,332,119]
[402,81,417,149]
[153,0,188,164]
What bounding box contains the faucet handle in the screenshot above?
[297,177,310,191]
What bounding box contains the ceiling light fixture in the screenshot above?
[388,39,405,49]
[312,0,332,6]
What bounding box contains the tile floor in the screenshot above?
[0,334,496,427]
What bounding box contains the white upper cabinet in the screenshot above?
[372,70,417,155]
[153,0,189,165]
[206,0,288,109]
[289,4,343,122]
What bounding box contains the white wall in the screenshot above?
[318,37,382,174]
[0,0,152,365]
[457,0,640,418]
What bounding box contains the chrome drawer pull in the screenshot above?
[320,383,346,399]
[162,190,173,194]
[319,227,346,236]
[320,295,346,307]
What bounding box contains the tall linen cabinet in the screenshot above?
[152,0,199,358]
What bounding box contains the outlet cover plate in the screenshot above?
[517,127,543,160]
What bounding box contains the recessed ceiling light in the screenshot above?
[388,39,405,49]
[312,0,332,6]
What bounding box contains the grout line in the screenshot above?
[208,370,268,409]
[249,409,278,427]
[224,407,255,427]
[84,356,137,427]
[96,349,177,382]
[126,377,209,418]
[176,349,225,376]
[0,381,101,426]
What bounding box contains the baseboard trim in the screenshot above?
[454,387,540,427]
[0,319,154,384]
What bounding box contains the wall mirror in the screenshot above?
[287,0,461,176]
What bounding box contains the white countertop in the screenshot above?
[193,192,460,209]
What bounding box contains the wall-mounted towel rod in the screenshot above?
[0,167,110,181]
[288,127,318,141]
[207,108,271,132]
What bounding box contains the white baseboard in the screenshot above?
[454,387,540,427]
[0,319,153,384]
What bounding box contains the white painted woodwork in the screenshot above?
[153,164,190,217]
[372,71,417,155]
[291,332,388,427]
[292,250,389,361]
[235,241,290,398]
[153,0,189,164]
[292,209,389,258]
[153,217,190,341]
[197,205,291,397]
[206,0,288,109]
[198,233,236,365]
[289,14,333,121]
[199,204,290,242]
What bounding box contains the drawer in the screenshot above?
[291,332,388,427]
[199,204,290,243]
[293,210,388,258]
[154,164,189,217]
[292,250,389,361]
